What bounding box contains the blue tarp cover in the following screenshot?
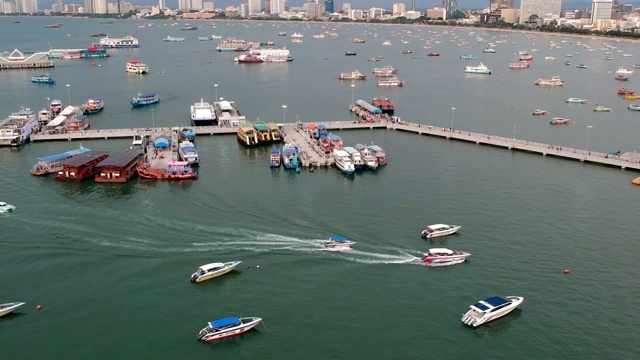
[154,135,170,148]
[355,100,382,114]
[329,237,346,242]
[210,317,241,329]
[330,134,342,141]
[271,149,280,154]
[38,147,90,163]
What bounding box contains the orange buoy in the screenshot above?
[564,269,571,274]
[36,305,42,310]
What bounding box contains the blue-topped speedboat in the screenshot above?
[131,93,159,107]
[282,143,299,169]
[197,316,262,342]
[31,74,55,84]
[324,236,356,249]
[269,148,281,167]
[461,295,524,327]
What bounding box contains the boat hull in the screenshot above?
[0,302,25,317]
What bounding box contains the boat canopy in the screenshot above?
[270,148,280,154]
[180,143,196,152]
[484,296,509,307]
[218,101,233,111]
[329,236,347,242]
[330,134,342,142]
[60,106,78,116]
[45,115,68,128]
[37,147,90,163]
[356,100,382,114]
[428,248,453,254]
[210,317,241,329]
[200,262,225,271]
[427,224,448,230]
[154,135,170,148]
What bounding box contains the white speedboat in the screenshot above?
[0,302,25,317]
[464,62,492,74]
[197,316,262,342]
[178,141,199,166]
[628,104,640,111]
[566,97,588,104]
[461,296,524,327]
[0,202,16,213]
[324,236,356,249]
[422,248,471,266]
[421,224,461,239]
[332,149,355,175]
[616,67,634,75]
[190,261,241,283]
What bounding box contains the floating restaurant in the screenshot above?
[95,150,142,183]
[55,151,109,182]
[0,49,53,69]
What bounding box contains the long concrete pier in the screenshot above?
[29,120,640,171]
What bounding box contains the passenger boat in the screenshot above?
[566,98,588,104]
[550,117,573,125]
[50,99,63,115]
[422,248,471,266]
[594,106,611,112]
[482,48,496,53]
[81,46,109,58]
[343,146,364,169]
[197,316,262,342]
[65,114,90,131]
[281,143,299,169]
[576,64,588,69]
[544,56,557,60]
[461,296,524,327]
[99,35,139,48]
[372,97,394,115]
[130,134,148,150]
[0,202,16,213]
[267,123,282,142]
[0,302,25,316]
[38,108,53,126]
[509,61,530,69]
[382,41,392,46]
[615,75,630,81]
[216,38,250,52]
[616,67,634,75]
[31,74,56,84]
[178,141,199,165]
[401,50,413,54]
[534,76,564,86]
[0,107,39,147]
[427,52,440,57]
[628,104,640,111]
[464,63,492,74]
[518,55,533,61]
[253,122,271,142]
[126,60,149,74]
[291,32,304,38]
[532,109,548,115]
[353,38,365,43]
[269,148,281,167]
[355,144,378,170]
[48,48,82,59]
[131,93,159,107]
[235,53,263,63]
[332,149,355,175]
[459,55,477,60]
[339,70,366,80]
[163,35,185,42]
[84,98,104,114]
[137,160,198,180]
[178,128,195,143]
[190,261,241,283]
[190,99,216,126]
[324,237,356,249]
[421,224,461,239]
[624,94,640,100]
[237,124,259,146]
[291,38,303,44]
[618,88,634,95]
[377,77,405,86]
[633,176,640,185]
[345,51,357,56]
[367,144,387,165]
[329,134,343,150]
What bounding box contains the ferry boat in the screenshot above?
[190,261,241,283]
[461,296,524,327]
[269,148,281,167]
[197,317,262,342]
[329,134,343,150]
[422,248,471,266]
[30,145,91,176]
[236,48,292,63]
[355,144,378,170]
[550,117,573,125]
[0,302,25,316]
[421,224,461,239]
[178,141,199,166]
[367,144,387,164]
[253,122,271,142]
[332,149,355,175]
[65,114,90,131]
[163,36,185,42]
[237,124,259,146]
[0,107,39,147]
[31,74,55,84]
[80,46,109,58]
[137,160,198,180]
[99,35,139,48]
[190,99,216,126]
[459,55,477,60]
[291,32,304,38]
[50,100,63,115]
[282,143,299,169]
[566,97,588,104]
[216,38,251,52]
[267,123,282,142]
[126,60,149,74]
[534,76,564,86]
[131,93,159,107]
[339,70,366,80]
[464,63,492,74]
[84,98,104,114]
[343,146,364,169]
[377,77,405,86]
[594,106,611,112]
[616,67,634,75]
[324,237,356,249]
[509,61,530,69]
[48,48,82,59]
[372,97,394,115]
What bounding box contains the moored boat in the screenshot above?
[163,35,185,42]
[197,316,262,342]
[253,121,271,142]
[421,224,461,239]
[355,143,378,170]
[618,88,634,95]
[0,107,39,147]
[31,74,55,84]
[237,124,259,146]
[190,99,216,126]
[178,141,199,165]
[535,76,564,86]
[594,106,611,112]
[518,55,533,61]
[427,52,440,57]
[126,60,149,74]
[343,146,364,169]
[84,98,104,114]
[624,94,640,100]
[339,70,366,80]
[137,160,198,180]
[616,67,634,75]
[0,302,25,316]
[216,38,250,52]
[482,48,496,53]
[628,104,640,111]
[190,261,241,282]
[459,55,477,60]
[99,35,139,48]
[131,93,159,107]
[566,98,588,104]
[332,149,355,175]
[633,176,640,185]
[329,134,343,150]
[615,75,630,81]
[509,61,530,69]
[281,143,299,169]
[377,76,405,86]
[50,99,63,115]
[464,63,492,74]
[367,144,387,165]
[324,236,356,249]
[461,296,524,327]
[267,123,282,142]
[65,114,90,131]
[372,97,394,115]
[422,248,471,266]
[576,64,588,69]
[269,148,281,167]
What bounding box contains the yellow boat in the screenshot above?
[624,94,640,100]
[0,302,26,317]
[632,177,640,185]
[190,261,241,283]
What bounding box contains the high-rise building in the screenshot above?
[490,0,514,11]
[192,0,203,10]
[178,0,190,11]
[203,2,214,10]
[57,0,64,12]
[411,0,416,11]
[84,0,93,13]
[270,0,285,14]
[247,0,260,15]
[392,3,406,16]
[118,0,126,13]
[94,0,107,13]
[519,0,562,24]
[442,0,457,15]
[158,0,165,10]
[591,0,613,23]
[324,0,333,13]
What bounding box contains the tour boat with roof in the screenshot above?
[616,67,634,75]
[50,99,63,114]
[190,99,216,126]
[367,144,387,165]
[377,77,405,86]
[253,121,271,142]
[269,148,281,167]
[137,160,198,180]
[0,107,39,147]
[190,261,241,283]
[535,76,564,86]
[464,63,492,74]
[355,144,378,170]
[509,61,530,69]
[421,224,461,239]
[324,236,356,249]
[216,38,250,52]
[281,143,299,169]
[461,295,524,327]
[178,141,199,166]
[131,93,159,107]
[332,149,355,175]
[197,316,262,342]
[422,248,471,266]
[267,123,282,142]
[0,202,16,213]
[126,60,149,74]
[99,35,139,48]
[0,302,25,316]
[163,35,185,42]
[339,70,366,80]
[343,146,364,169]
[237,124,259,146]
[372,97,394,114]
[84,98,104,114]
[31,74,56,84]
[594,105,611,112]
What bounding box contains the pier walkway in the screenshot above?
[29,120,640,171]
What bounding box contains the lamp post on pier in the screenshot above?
[46,97,50,110]
[585,125,593,157]
[66,84,71,106]
[282,105,287,124]
[351,84,355,106]
[513,123,517,142]
[151,108,155,129]
[214,84,218,100]
[450,107,456,130]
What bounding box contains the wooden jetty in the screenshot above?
[29,119,640,171]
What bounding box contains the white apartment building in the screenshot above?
[271,0,286,15]
[591,0,613,23]
[519,0,562,24]
[392,3,405,16]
